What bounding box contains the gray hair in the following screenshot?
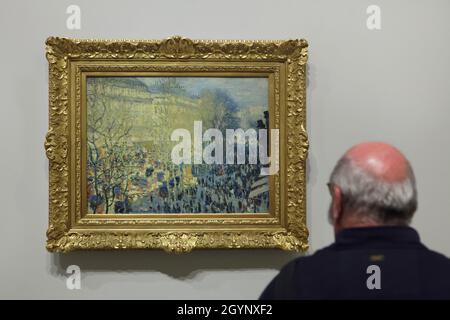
[329,156,418,224]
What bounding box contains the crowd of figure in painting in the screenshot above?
[88,160,269,214]
[134,162,267,213]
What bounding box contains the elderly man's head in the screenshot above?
[328,142,417,232]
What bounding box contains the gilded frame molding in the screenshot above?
[45,36,309,253]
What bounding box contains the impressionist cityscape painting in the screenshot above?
[86,76,269,214]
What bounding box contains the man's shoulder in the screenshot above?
[279,245,337,274]
[417,245,450,272]
[262,245,340,299]
[420,245,450,260]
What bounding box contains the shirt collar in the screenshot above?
[335,226,421,245]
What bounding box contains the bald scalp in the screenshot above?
[344,142,409,183]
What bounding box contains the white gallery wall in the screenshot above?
[0,0,449,299]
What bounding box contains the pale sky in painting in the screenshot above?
[139,77,268,108]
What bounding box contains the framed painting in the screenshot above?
[44,36,309,252]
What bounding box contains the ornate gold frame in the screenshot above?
[45,36,309,252]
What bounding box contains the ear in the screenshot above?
[331,185,343,223]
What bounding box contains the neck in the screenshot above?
[334,212,382,233]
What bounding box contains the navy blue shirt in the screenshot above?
[260,226,450,299]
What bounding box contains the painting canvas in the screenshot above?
[86,76,270,214]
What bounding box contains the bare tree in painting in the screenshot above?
[87,78,144,213]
